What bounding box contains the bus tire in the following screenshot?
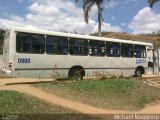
[69,67,84,80]
[135,68,143,77]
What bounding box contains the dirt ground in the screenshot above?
[0,77,53,86]
[0,78,160,114]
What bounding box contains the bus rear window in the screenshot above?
[16,32,45,54]
[46,36,68,55]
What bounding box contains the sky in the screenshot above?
[0,0,160,35]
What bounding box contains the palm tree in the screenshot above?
[148,0,160,7]
[76,0,104,36]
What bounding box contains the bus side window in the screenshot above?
[62,39,68,54]
[46,36,68,55]
[16,33,31,53]
[121,43,133,58]
[69,38,88,56]
[134,45,146,58]
[106,42,120,57]
[89,40,105,56]
[16,32,45,54]
[31,34,45,53]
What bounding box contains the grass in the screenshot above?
[0,90,75,114]
[62,79,134,94]
[0,90,99,120]
[134,95,155,109]
[33,78,160,111]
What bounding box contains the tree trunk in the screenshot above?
[98,3,102,37]
[98,18,101,37]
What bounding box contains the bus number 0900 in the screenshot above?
[18,58,30,63]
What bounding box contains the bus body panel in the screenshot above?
[3,30,10,68]
[13,54,148,78]
[2,27,154,78]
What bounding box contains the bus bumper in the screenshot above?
[2,69,13,76]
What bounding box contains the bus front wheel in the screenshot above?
[135,68,142,77]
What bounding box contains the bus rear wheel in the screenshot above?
[69,68,83,80]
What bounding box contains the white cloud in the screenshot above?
[112,16,115,21]
[10,15,24,22]
[90,5,98,19]
[105,0,138,8]
[28,2,60,16]
[105,0,119,8]
[0,0,122,34]
[128,7,160,34]
[120,23,126,26]
[0,18,23,29]
[122,0,137,4]
[102,23,122,32]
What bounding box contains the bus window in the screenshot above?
[134,45,146,58]
[106,42,120,57]
[89,40,105,56]
[69,38,88,55]
[121,43,133,58]
[16,32,45,54]
[46,36,68,55]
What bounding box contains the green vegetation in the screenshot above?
[34,79,160,111]
[0,90,100,120]
[135,95,155,109]
[62,79,134,94]
[0,90,74,114]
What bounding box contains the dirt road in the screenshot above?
[0,84,160,114]
[0,78,53,86]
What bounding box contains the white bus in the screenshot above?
[1,27,159,79]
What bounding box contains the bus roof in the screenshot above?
[11,27,153,46]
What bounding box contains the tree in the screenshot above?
[148,0,160,7]
[76,0,105,36]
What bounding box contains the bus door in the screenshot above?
[147,47,153,74]
[153,44,159,75]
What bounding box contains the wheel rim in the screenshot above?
[74,71,82,80]
[70,70,82,80]
[136,70,142,77]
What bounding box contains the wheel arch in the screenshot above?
[136,66,145,74]
[135,66,145,77]
[68,65,85,77]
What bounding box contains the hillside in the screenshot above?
[91,32,160,45]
